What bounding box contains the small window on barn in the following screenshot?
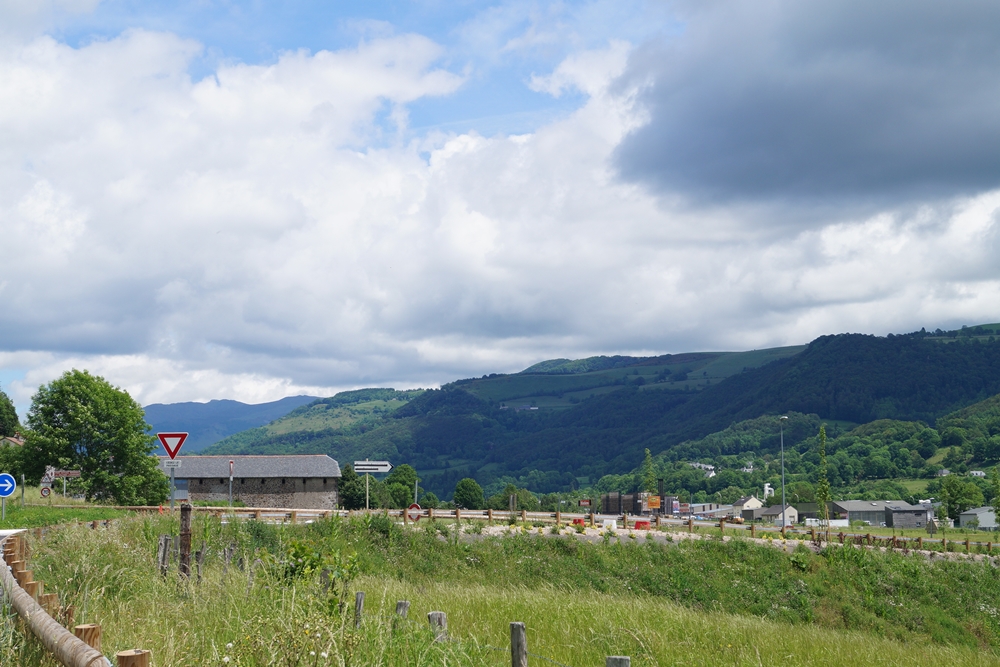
[281,478,285,484]
[220,479,224,484]
[303,478,307,485]
[261,479,265,484]
[323,478,327,485]
[240,478,245,484]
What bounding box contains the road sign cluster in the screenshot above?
[354,460,393,474]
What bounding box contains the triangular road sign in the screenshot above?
[157,432,188,459]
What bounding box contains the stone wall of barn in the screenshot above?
[187,476,338,509]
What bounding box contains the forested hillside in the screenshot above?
[205,330,1000,498]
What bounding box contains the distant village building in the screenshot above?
[760,505,798,526]
[959,506,997,530]
[732,495,763,516]
[884,503,927,529]
[830,500,923,526]
[688,462,716,478]
[936,469,951,477]
[970,470,987,478]
[739,462,755,473]
[0,433,25,447]
[156,455,341,509]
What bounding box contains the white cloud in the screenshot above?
[2,19,1000,414]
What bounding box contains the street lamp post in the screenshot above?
[780,415,788,529]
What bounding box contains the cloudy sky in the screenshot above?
[3,0,1000,415]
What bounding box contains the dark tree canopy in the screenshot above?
[0,384,19,437]
[24,369,168,505]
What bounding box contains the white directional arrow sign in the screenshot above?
[354,460,392,474]
[0,473,16,498]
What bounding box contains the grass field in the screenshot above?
[5,513,1000,665]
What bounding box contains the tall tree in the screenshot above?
[991,467,1000,522]
[23,369,168,505]
[0,383,19,437]
[641,448,657,493]
[815,425,832,538]
[453,478,484,510]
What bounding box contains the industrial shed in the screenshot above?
[156,455,341,509]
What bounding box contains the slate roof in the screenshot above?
[155,455,341,479]
[734,495,758,506]
[761,505,795,516]
[960,506,995,516]
[831,500,916,512]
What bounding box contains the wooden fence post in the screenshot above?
[428,611,447,640]
[917,536,923,550]
[965,539,971,553]
[429,508,435,522]
[750,523,756,538]
[179,504,192,577]
[355,591,365,628]
[396,601,410,618]
[455,508,461,522]
[688,518,693,533]
[607,657,631,667]
[510,622,527,667]
[655,515,661,528]
[116,649,151,667]
[521,509,527,523]
[74,624,102,651]
[556,511,561,526]
[719,517,726,534]
[487,508,493,523]
[590,512,595,528]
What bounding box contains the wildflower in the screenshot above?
[223,658,230,664]
[226,643,233,649]
[310,651,316,656]
[321,653,328,658]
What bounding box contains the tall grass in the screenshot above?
[4,515,1000,666]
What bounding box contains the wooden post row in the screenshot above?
[355,591,365,628]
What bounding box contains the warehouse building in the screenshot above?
[156,455,341,509]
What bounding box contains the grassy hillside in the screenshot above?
[143,395,318,452]
[205,330,1000,498]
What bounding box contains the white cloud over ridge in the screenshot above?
[2,5,1000,414]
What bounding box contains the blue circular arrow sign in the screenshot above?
[0,473,16,498]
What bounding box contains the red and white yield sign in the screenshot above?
[157,432,188,459]
[407,503,422,522]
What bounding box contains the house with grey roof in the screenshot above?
[156,455,341,509]
[760,504,798,526]
[959,506,997,530]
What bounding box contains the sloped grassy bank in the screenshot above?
[4,515,1000,665]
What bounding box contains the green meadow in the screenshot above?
[4,514,1000,666]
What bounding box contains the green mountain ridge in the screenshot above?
[203,325,1000,498]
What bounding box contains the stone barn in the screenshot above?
[157,455,341,509]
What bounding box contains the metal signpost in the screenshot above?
[354,460,393,510]
[158,432,189,511]
[54,469,81,498]
[0,472,17,521]
[229,459,235,507]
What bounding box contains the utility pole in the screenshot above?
[780,415,788,530]
[414,477,419,505]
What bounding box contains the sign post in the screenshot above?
[354,460,393,511]
[0,473,17,521]
[157,432,188,511]
[229,459,234,507]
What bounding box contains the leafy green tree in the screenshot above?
[23,370,168,505]
[815,425,832,530]
[453,478,484,509]
[0,384,19,437]
[641,448,657,493]
[419,491,439,508]
[714,485,744,504]
[991,467,1000,521]
[939,475,984,520]
[385,464,418,506]
[338,464,363,509]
